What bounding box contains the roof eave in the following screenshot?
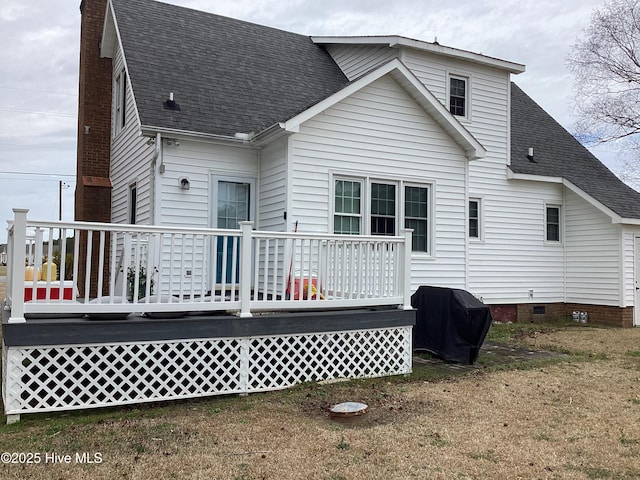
[311,35,526,74]
[507,168,640,223]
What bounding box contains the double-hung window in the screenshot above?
[333,178,430,253]
[371,183,396,236]
[546,205,561,242]
[449,75,467,118]
[404,186,429,252]
[334,179,362,234]
[469,198,481,239]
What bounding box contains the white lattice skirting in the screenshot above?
[2,327,412,416]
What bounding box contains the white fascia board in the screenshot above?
[100,1,117,58]
[507,168,640,224]
[282,58,486,160]
[311,35,526,74]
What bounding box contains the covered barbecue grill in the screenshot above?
[411,286,493,364]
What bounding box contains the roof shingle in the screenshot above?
[111,0,349,137]
[510,83,640,219]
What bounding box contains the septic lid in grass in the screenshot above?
[329,402,368,418]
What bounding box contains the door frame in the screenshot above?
[209,174,257,292]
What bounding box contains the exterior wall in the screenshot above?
[160,140,259,229]
[469,180,565,304]
[564,188,622,306]
[258,137,287,231]
[109,41,154,225]
[289,74,469,290]
[492,302,633,328]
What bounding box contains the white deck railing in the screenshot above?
[5,209,412,322]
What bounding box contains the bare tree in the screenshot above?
[567,0,640,144]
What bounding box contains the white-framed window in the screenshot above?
[332,177,431,253]
[469,198,481,239]
[545,204,561,243]
[334,178,363,235]
[128,182,137,225]
[371,182,397,236]
[404,185,429,253]
[449,75,468,118]
[114,70,127,135]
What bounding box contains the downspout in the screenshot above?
[151,132,162,225]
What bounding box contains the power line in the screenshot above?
[0,107,76,118]
[0,85,76,97]
[0,171,75,178]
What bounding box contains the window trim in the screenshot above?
[447,73,471,121]
[544,203,562,244]
[468,197,482,241]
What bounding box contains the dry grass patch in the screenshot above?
[1,324,640,479]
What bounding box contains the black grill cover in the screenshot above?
[411,286,492,364]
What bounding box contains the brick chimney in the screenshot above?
[76,0,112,223]
[75,0,112,296]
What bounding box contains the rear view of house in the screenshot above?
[75,0,640,327]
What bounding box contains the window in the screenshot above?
[129,183,137,224]
[333,177,431,253]
[469,198,480,239]
[449,76,467,117]
[405,186,429,252]
[334,179,362,234]
[115,70,127,134]
[546,205,561,242]
[371,183,396,236]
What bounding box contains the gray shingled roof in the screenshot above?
[110,0,349,137]
[510,83,640,220]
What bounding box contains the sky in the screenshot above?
[0,0,621,243]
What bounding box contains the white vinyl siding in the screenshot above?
[290,74,468,290]
[258,137,287,231]
[109,40,153,226]
[159,140,258,229]
[564,188,622,306]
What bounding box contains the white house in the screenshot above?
[80,0,640,327]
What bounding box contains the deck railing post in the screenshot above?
[399,228,413,310]
[238,221,254,317]
[9,209,29,323]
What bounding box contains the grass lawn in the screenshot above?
[0,321,639,479]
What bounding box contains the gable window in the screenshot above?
[469,198,481,239]
[115,70,127,134]
[371,183,396,236]
[129,183,137,225]
[405,185,429,253]
[449,76,467,117]
[334,179,362,234]
[333,177,431,253]
[546,205,561,242]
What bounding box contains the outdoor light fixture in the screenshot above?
[179,177,190,190]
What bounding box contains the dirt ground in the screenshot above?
[1,326,639,479]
